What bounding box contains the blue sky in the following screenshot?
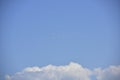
[0,0,120,80]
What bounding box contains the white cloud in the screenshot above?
[5,62,120,80]
[5,62,91,80]
[94,65,120,80]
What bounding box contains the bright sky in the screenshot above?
[0,0,120,80]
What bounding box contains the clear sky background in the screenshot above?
[0,0,120,80]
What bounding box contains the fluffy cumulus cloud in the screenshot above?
[5,62,120,80]
[94,65,120,80]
